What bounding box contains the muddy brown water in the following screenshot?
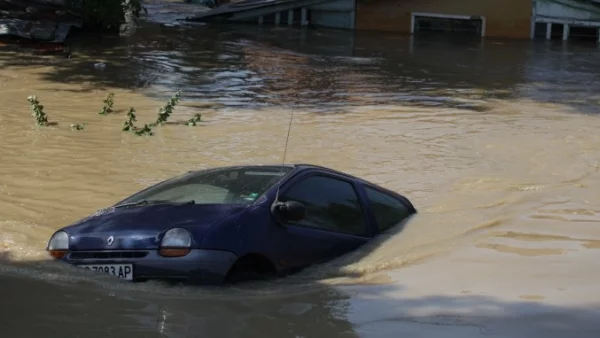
[1,1,600,337]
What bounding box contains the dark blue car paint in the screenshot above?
[199,168,380,273]
[63,204,247,251]
[51,164,416,283]
[129,250,237,283]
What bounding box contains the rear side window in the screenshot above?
[280,175,369,237]
[365,187,411,233]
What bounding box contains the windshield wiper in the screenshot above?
[114,200,195,209]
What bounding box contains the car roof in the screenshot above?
[187,163,351,178]
[191,163,341,172]
[190,163,368,183]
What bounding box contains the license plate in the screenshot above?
[79,264,133,280]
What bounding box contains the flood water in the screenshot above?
[1,1,600,337]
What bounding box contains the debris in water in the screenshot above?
[0,0,81,55]
[0,1,83,40]
[70,123,86,130]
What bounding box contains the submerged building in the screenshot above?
[356,0,532,39]
[189,0,600,41]
[531,0,600,40]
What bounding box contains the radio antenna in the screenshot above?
[274,108,294,203]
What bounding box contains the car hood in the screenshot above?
[63,203,246,251]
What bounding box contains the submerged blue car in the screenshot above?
[46,164,416,284]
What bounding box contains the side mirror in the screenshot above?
[271,200,306,223]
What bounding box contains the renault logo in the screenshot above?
[107,236,115,246]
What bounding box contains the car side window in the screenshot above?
[365,187,411,233]
[280,175,369,237]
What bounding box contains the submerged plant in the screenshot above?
[122,107,138,132]
[134,124,153,136]
[121,91,186,136]
[186,113,203,126]
[154,90,182,126]
[27,95,50,126]
[27,90,194,136]
[122,107,153,136]
[99,92,115,115]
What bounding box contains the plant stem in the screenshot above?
[27,95,50,126]
[153,90,182,126]
[186,113,203,126]
[99,92,115,115]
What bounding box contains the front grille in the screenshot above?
[69,251,149,260]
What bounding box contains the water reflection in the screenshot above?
[3,253,600,338]
[0,259,358,338]
[1,16,600,113]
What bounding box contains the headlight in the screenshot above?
[159,228,191,257]
[48,231,69,250]
[47,231,69,259]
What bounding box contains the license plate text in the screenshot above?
[79,264,133,280]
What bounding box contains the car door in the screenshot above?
[275,172,373,271]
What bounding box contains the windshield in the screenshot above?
[116,166,293,206]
